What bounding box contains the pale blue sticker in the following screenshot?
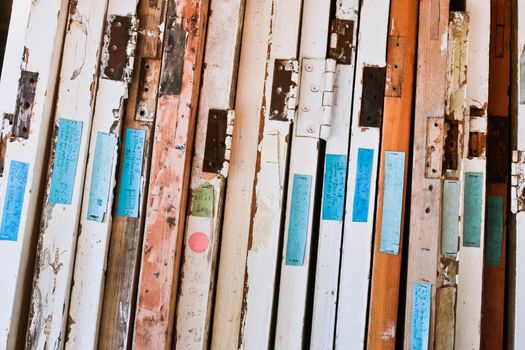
[380,151,405,255]
[463,172,483,247]
[87,132,117,222]
[486,195,504,265]
[352,148,374,222]
[117,128,146,217]
[442,180,460,256]
[285,174,312,266]
[0,161,29,241]
[322,154,347,221]
[411,283,431,350]
[49,118,83,204]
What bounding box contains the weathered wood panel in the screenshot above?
[97,1,166,349]
[403,0,450,348]
[133,0,209,348]
[175,0,244,346]
[366,0,418,347]
[0,0,65,348]
[25,0,111,348]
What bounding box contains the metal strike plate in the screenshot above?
[468,132,486,158]
[269,59,298,121]
[329,19,354,65]
[385,36,406,97]
[13,71,38,138]
[296,58,335,138]
[103,15,133,81]
[203,109,234,174]
[511,150,525,213]
[487,116,510,184]
[359,66,386,128]
[425,117,444,179]
[136,58,161,122]
[159,13,187,96]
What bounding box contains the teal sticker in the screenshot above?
[353,148,374,222]
[411,283,431,350]
[442,180,460,256]
[87,132,117,222]
[486,195,504,265]
[380,151,405,255]
[322,154,347,221]
[117,128,146,217]
[0,161,29,241]
[463,172,483,247]
[49,118,83,204]
[285,174,312,266]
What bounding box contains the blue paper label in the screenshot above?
[486,195,504,265]
[352,148,374,222]
[322,154,347,221]
[442,180,460,256]
[117,128,146,217]
[49,118,83,204]
[463,172,483,247]
[380,151,405,255]
[411,283,431,350]
[0,161,29,241]
[285,174,312,266]
[87,132,117,222]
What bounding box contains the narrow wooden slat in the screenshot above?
[97,1,166,348]
[65,1,139,348]
[335,0,391,347]
[455,1,490,347]
[133,0,209,348]
[0,0,66,348]
[25,0,111,347]
[175,0,244,347]
[481,0,511,348]
[309,1,359,348]
[403,0,449,348]
[366,0,418,347]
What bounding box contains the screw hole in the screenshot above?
[425,208,430,214]
[24,102,30,109]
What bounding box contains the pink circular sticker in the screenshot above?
[189,232,209,253]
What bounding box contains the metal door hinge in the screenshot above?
[269,59,299,122]
[203,109,234,177]
[296,58,336,138]
[102,15,138,82]
[511,150,525,213]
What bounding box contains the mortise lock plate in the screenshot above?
[511,150,525,213]
[296,58,336,138]
[102,15,137,82]
[359,65,386,128]
[269,59,299,122]
[13,71,38,139]
[329,19,355,65]
[203,109,234,176]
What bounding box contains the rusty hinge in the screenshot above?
[329,19,355,65]
[269,59,299,122]
[296,58,336,138]
[203,109,234,176]
[102,15,138,82]
[511,150,525,213]
[13,71,38,138]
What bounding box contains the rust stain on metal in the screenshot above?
[487,116,509,183]
[468,132,486,158]
[136,58,161,122]
[328,18,354,65]
[13,71,39,138]
[103,16,133,81]
[269,59,298,121]
[385,36,406,97]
